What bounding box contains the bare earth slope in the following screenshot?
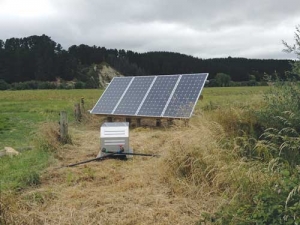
[98,63,123,88]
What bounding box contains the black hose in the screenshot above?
[103,151,160,157]
[64,152,117,167]
[56,150,159,169]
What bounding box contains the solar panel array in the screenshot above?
[91,73,208,118]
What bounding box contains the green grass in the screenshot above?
[0,89,103,149]
[0,149,51,191]
[0,89,103,192]
[199,86,270,110]
[0,87,269,149]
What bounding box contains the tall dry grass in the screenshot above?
[158,113,271,220]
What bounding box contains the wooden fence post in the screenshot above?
[59,111,68,143]
[74,103,82,122]
[81,97,85,112]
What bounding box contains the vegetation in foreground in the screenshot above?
[1,80,300,224]
[207,80,300,224]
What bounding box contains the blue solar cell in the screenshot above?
[90,73,208,118]
[114,76,155,115]
[90,77,133,114]
[163,74,207,117]
[137,75,180,117]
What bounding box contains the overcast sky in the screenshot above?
[0,0,300,59]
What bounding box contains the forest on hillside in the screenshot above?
[0,34,295,88]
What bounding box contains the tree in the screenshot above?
[248,74,257,86]
[0,40,5,80]
[215,73,231,87]
[282,24,300,75]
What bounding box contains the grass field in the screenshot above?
[0,86,269,149]
[0,89,103,149]
[200,86,269,109]
[0,86,271,224]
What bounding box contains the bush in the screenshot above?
[257,81,300,132]
[11,81,60,90]
[0,79,10,90]
[74,81,86,89]
[11,82,30,90]
[253,80,300,163]
[37,81,56,89]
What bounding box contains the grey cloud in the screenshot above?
[1,0,300,59]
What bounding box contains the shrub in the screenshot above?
[0,79,10,90]
[257,81,300,132]
[74,81,86,89]
[37,81,56,89]
[253,80,300,164]
[12,81,57,90]
[11,82,29,90]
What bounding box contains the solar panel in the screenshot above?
[137,75,179,117]
[90,73,208,118]
[163,74,206,118]
[114,76,155,115]
[91,77,133,114]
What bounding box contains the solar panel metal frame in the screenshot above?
[90,73,208,119]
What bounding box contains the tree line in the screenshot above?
[0,34,294,88]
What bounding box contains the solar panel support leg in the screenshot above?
[184,119,189,126]
[107,117,113,122]
[156,119,161,127]
[136,118,141,127]
[126,118,131,124]
[167,119,174,126]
